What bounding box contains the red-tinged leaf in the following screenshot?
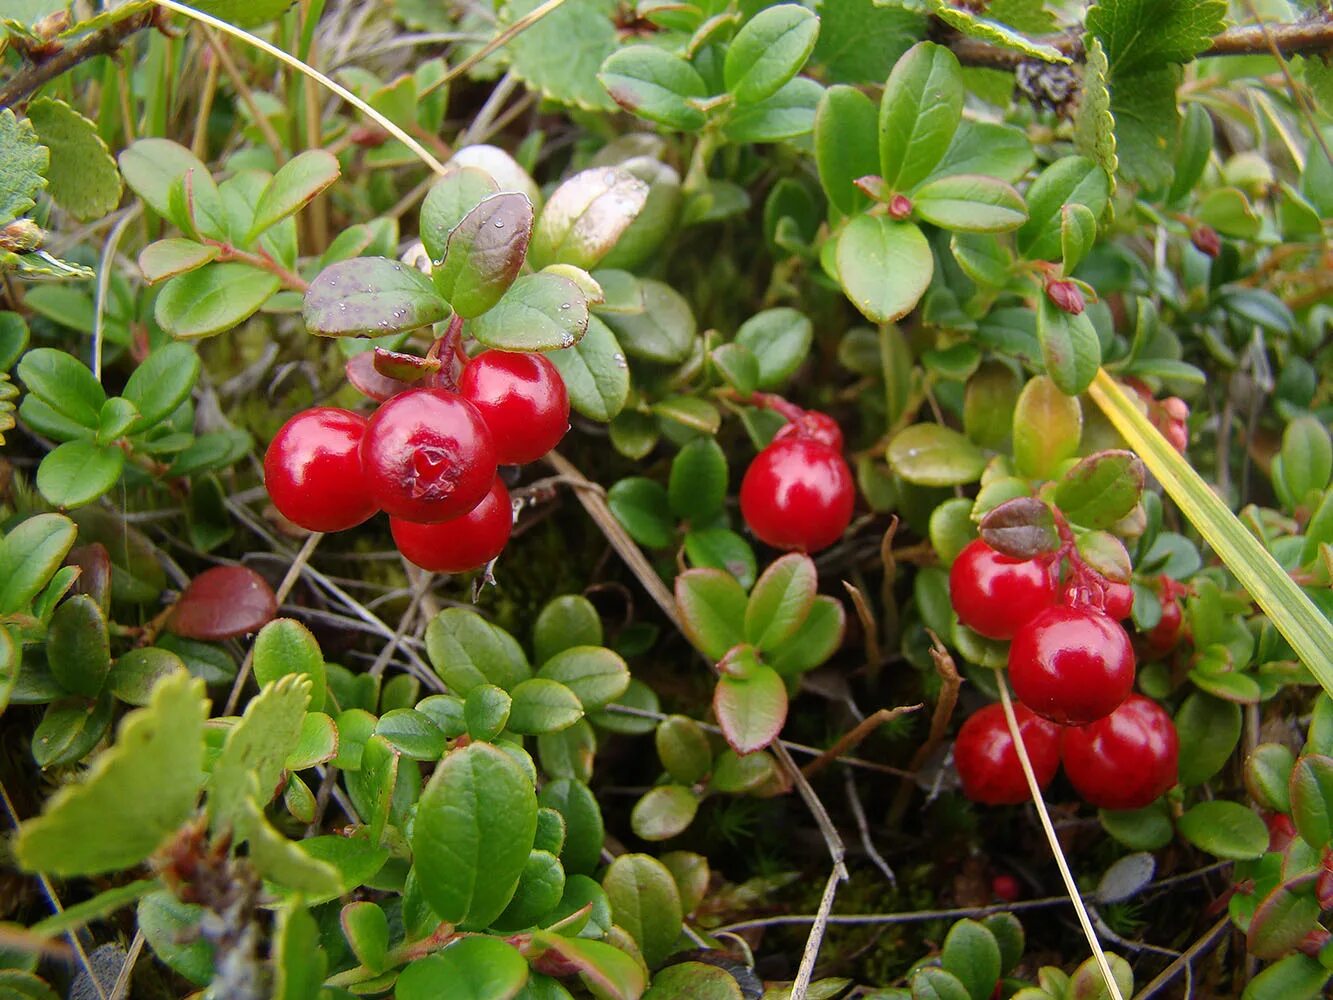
[713,649,787,755]
[530,929,647,1000]
[345,352,415,402]
[1248,882,1322,959]
[978,496,1060,560]
[168,566,277,641]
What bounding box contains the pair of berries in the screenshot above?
[954,695,1179,810]
[949,539,1136,727]
[739,410,854,554]
[264,350,569,573]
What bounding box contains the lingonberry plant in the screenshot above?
[2,0,1333,998]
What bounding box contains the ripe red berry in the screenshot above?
[264,408,378,532]
[774,410,844,451]
[1145,594,1183,656]
[1102,580,1135,620]
[948,539,1056,641]
[1060,694,1178,810]
[991,874,1022,903]
[361,388,497,523]
[1008,605,1136,726]
[458,350,570,465]
[739,438,855,553]
[390,477,513,573]
[954,702,1061,805]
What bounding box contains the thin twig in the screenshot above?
[997,678,1125,1000]
[0,11,155,110]
[843,769,896,886]
[801,705,921,780]
[890,631,961,824]
[1133,917,1232,1000]
[93,208,139,382]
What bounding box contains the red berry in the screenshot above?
[1008,605,1135,726]
[773,410,844,451]
[739,438,855,553]
[1102,580,1135,620]
[361,388,497,523]
[948,539,1056,641]
[1060,694,1178,810]
[458,350,570,465]
[263,408,378,532]
[954,702,1061,805]
[390,477,513,573]
[1145,594,1183,656]
[991,874,1022,903]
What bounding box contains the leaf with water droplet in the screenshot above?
[468,273,590,352]
[433,193,534,318]
[304,257,449,338]
[528,167,650,271]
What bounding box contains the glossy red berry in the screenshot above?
[390,476,513,573]
[1145,594,1183,656]
[1008,605,1136,726]
[773,410,844,451]
[1060,694,1178,810]
[991,874,1022,903]
[954,702,1061,805]
[264,408,378,532]
[458,350,570,465]
[361,388,497,523]
[1102,580,1135,620]
[948,539,1056,641]
[739,438,855,553]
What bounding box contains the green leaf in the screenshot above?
[1276,415,1332,507]
[725,4,820,105]
[434,193,534,317]
[30,693,113,767]
[349,734,398,844]
[529,931,646,1000]
[189,0,294,27]
[720,77,823,145]
[1012,375,1082,480]
[253,619,326,713]
[508,678,585,735]
[1060,204,1098,275]
[539,778,604,876]
[631,784,699,842]
[684,529,757,590]
[656,715,712,786]
[0,107,48,224]
[669,437,727,523]
[1174,691,1241,786]
[504,0,618,112]
[602,853,683,968]
[766,595,846,675]
[272,902,327,1000]
[533,595,603,665]
[1074,37,1118,178]
[835,215,933,323]
[676,569,748,660]
[17,347,104,426]
[341,901,389,974]
[209,675,311,831]
[1099,802,1175,851]
[287,712,337,770]
[1016,156,1110,262]
[1054,450,1145,530]
[745,552,817,652]
[608,477,675,549]
[1089,371,1333,713]
[547,315,630,422]
[887,423,986,486]
[412,742,538,928]
[1248,884,1322,960]
[814,84,880,216]
[536,646,630,711]
[601,278,696,363]
[470,272,590,351]
[156,262,281,339]
[493,848,568,931]
[930,2,1068,64]
[910,967,972,1000]
[1167,102,1213,205]
[1036,296,1101,396]
[941,919,1002,1000]
[0,625,17,715]
[15,673,206,876]
[1086,0,1227,77]
[598,46,707,130]
[644,962,742,999]
[1241,954,1331,1000]
[0,514,78,614]
[1177,800,1268,860]
[714,649,787,754]
[247,793,343,896]
[28,878,158,940]
[933,120,1035,184]
[46,595,110,697]
[247,149,339,242]
[425,607,531,694]
[734,307,813,391]
[811,0,925,87]
[1289,754,1333,848]
[420,166,501,263]
[25,98,122,221]
[399,936,530,1000]
[878,41,964,192]
[303,257,446,338]
[911,173,1027,233]
[1109,66,1179,191]
[376,708,446,760]
[530,168,649,272]
[118,139,225,237]
[123,342,199,431]
[36,440,124,509]
[465,684,513,741]
[1246,743,1295,813]
[138,892,214,985]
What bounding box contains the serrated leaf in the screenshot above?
[25,98,122,221]
[598,46,707,130]
[15,673,206,876]
[303,257,446,338]
[0,108,48,224]
[930,1,1068,64]
[504,0,618,111]
[209,675,311,832]
[469,272,590,352]
[434,192,533,317]
[1109,66,1180,191]
[1086,0,1226,77]
[878,41,963,193]
[835,215,932,323]
[1074,36,1118,178]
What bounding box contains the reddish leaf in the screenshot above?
[979,496,1060,560]
[168,566,277,641]
[713,647,787,755]
[345,352,415,402]
[66,543,112,611]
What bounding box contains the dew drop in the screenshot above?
[392,264,403,272]
[494,219,504,228]
[612,353,627,368]
[338,303,348,312]
[560,333,576,348]
[559,302,571,310]
[604,171,619,185]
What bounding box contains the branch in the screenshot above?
[0,11,155,111]
[950,18,1333,70]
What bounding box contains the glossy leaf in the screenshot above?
[911,174,1027,233]
[714,648,787,754]
[676,569,748,660]
[46,595,110,697]
[725,4,819,105]
[745,553,817,652]
[169,565,277,641]
[1053,451,1146,530]
[878,41,963,192]
[247,149,340,241]
[1177,800,1268,860]
[599,46,708,130]
[253,618,326,713]
[602,853,683,967]
[470,272,590,352]
[836,215,932,323]
[304,257,447,338]
[887,423,986,486]
[530,168,649,272]
[425,607,532,694]
[547,315,630,422]
[814,85,879,215]
[432,192,534,317]
[398,937,529,1000]
[1012,376,1081,480]
[631,785,699,841]
[536,646,630,711]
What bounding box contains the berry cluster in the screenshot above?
[264,350,569,574]
[740,409,855,554]
[949,538,1180,810]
